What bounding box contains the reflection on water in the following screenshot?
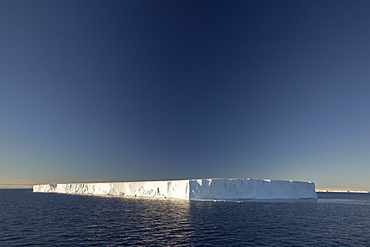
[1,190,370,246]
[72,196,194,245]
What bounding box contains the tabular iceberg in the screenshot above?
[33,178,317,200]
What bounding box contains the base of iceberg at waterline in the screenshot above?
[33,178,317,200]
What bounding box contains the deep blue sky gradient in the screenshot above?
[1,0,370,189]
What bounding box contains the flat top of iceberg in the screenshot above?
[34,178,314,185]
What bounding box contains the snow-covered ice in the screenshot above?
[33,178,317,200]
[33,180,190,199]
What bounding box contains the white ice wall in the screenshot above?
[33,180,190,199]
[189,178,317,199]
[33,178,317,200]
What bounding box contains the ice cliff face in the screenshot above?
[33,180,190,199]
[189,179,317,199]
[33,178,317,200]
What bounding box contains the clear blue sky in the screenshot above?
[1,0,370,190]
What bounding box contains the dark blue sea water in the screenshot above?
[1,190,370,246]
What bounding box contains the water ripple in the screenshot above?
[1,190,370,246]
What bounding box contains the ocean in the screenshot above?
[1,190,370,246]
